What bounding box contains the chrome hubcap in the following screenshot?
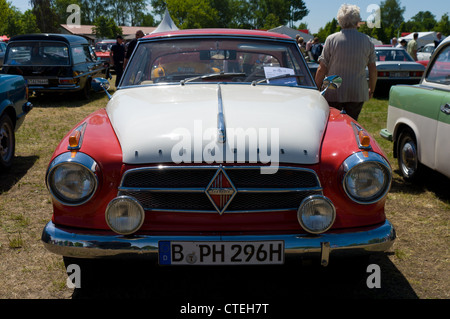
[400,140,417,177]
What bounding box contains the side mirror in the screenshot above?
[92,77,112,99]
[321,75,342,95]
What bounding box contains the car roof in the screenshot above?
[9,33,89,45]
[142,29,293,41]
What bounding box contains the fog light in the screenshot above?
[297,195,336,234]
[105,196,145,235]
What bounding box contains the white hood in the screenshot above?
[106,84,329,165]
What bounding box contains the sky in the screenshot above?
[10,0,449,34]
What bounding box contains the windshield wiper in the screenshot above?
[251,73,305,86]
[180,72,246,85]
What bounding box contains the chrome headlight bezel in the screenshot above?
[297,195,336,234]
[46,152,99,206]
[105,196,145,235]
[341,152,392,205]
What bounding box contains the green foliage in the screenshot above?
[92,16,123,39]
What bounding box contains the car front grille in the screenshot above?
[118,166,322,213]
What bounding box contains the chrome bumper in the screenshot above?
[42,220,395,266]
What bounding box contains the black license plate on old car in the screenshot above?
[27,79,48,85]
[158,241,284,265]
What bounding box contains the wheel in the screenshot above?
[82,78,91,99]
[397,129,421,181]
[0,114,15,169]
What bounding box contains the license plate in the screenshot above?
[158,241,284,265]
[390,72,409,78]
[27,79,48,85]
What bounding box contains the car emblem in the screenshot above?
[205,166,236,215]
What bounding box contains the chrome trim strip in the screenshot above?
[42,220,396,263]
[118,186,322,193]
[217,84,226,143]
[142,207,298,214]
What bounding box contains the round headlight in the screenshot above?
[298,195,336,234]
[343,154,391,204]
[106,196,145,235]
[47,153,98,205]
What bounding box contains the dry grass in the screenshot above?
[0,85,448,299]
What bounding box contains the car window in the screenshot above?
[375,49,413,62]
[0,43,6,52]
[5,41,69,65]
[121,37,314,88]
[71,45,93,64]
[426,45,450,85]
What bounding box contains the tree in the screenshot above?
[316,18,339,42]
[92,16,122,39]
[435,13,450,35]
[410,11,437,31]
[30,0,59,33]
[166,0,219,29]
[379,0,405,42]
[289,0,309,28]
[21,9,41,34]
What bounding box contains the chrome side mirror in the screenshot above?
[92,77,112,99]
[321,75,342,95]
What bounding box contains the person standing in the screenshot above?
[110,35,125,87]
[124,30,145,68]
[315,4,377,121]
[407,32,419,60]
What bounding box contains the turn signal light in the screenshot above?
[69,130,81,148]
[358,131,371,148]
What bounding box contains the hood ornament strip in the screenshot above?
[217,84,226,143]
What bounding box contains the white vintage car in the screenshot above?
[42,29,395,269]
[381,36,450,180]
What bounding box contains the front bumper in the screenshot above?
[42,220,396,266]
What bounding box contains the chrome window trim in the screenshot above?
[46,152,99,206]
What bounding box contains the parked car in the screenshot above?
[0,74,33,168]
[373,46,426,90]
[0,41,7,67]
[380,36,450,180]
[1,34,107,98]
[42,29,395,269]
[417,43,435,61]
[94,39,115,64]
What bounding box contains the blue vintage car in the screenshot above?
[0,74,33,168]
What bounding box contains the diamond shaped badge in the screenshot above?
[205,167,236,215]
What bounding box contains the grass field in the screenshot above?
[0,86,448,299]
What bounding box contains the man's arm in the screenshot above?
[367,62,377,99]
[314,60,328,90]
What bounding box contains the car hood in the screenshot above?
[106,84,329,165]
[375,61,426,70]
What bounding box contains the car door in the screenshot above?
[429,45,450,177]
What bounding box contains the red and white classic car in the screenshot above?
[42,29,395,268]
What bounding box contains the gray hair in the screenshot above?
[337,4,361,29]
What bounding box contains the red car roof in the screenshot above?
[142,28,292,40]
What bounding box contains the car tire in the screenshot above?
[397,128,421,181]
[0,114,15,169]
[83,78,91,99]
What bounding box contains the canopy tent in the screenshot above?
[399,31,439,48]
[152,9,179,33]
[268,26,314,42]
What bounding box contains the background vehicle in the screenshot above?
[1,34,107,99]
[0,74,33,168]
[373,46,426,92]
[0,42,7,68]
[417,43,435,61]
[381,36,450,180]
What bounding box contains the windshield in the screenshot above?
[5,41,70,66]
[121,37,315,88]
[375,49,415,62]
[95,42,114,52]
